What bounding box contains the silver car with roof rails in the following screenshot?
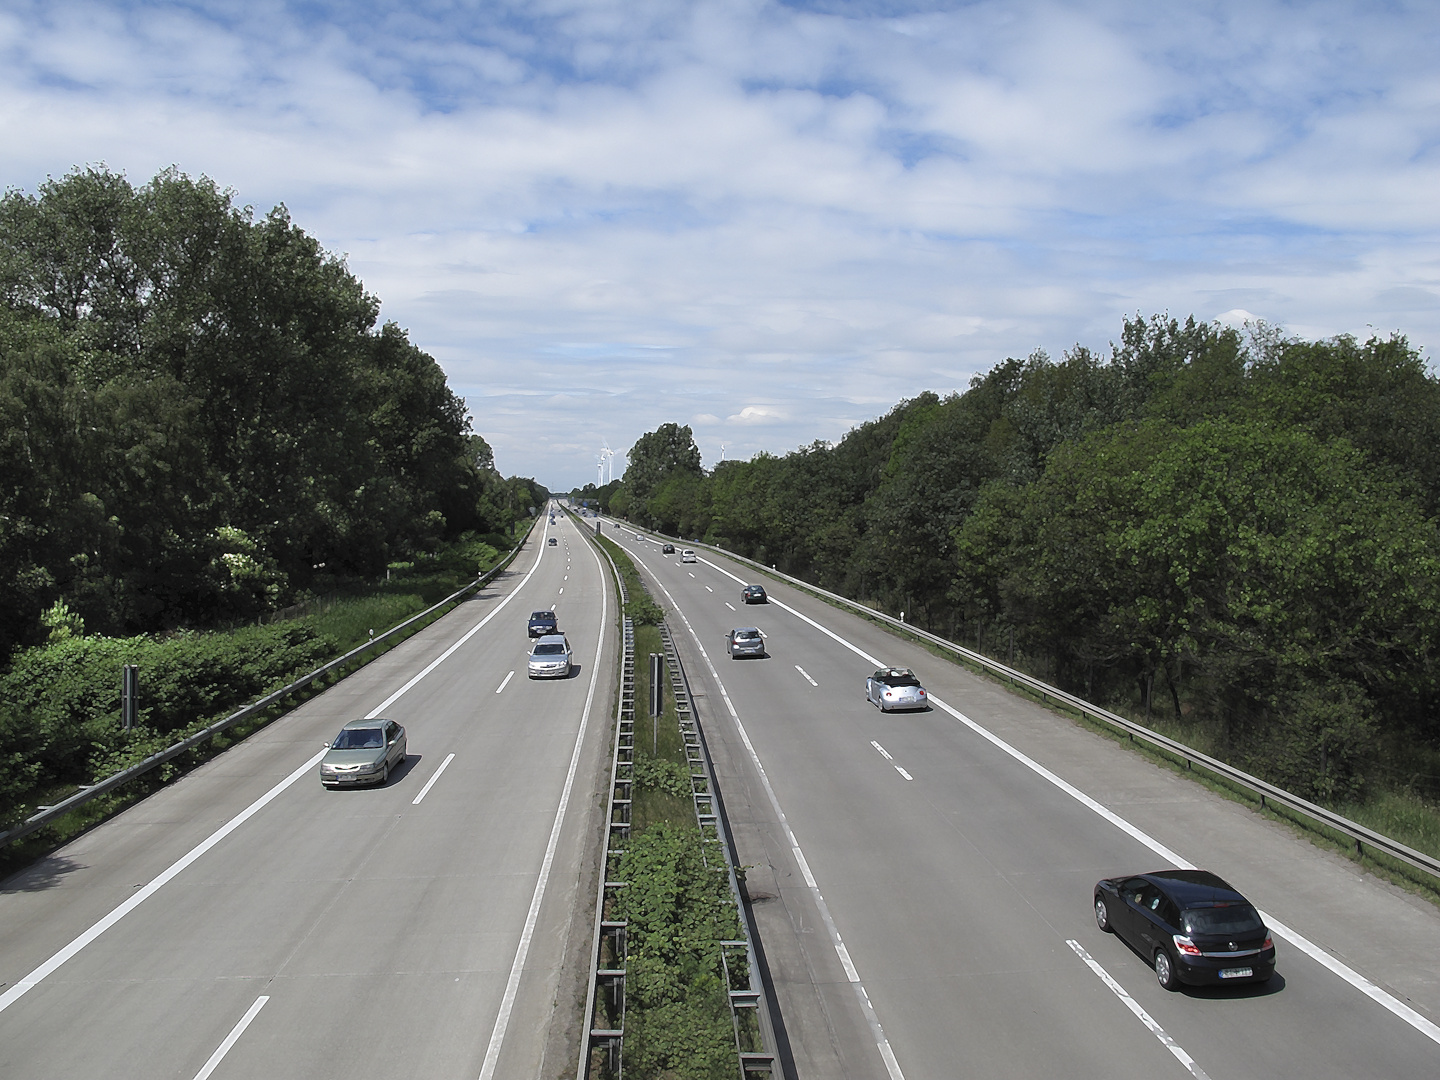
[528,633,573,678]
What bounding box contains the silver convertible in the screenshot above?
[865,668,928,711]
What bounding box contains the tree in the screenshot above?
[624,423,702,506]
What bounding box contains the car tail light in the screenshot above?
[918,689,926,697]
[1262,936,1273,951]
[1172,934,1202,956]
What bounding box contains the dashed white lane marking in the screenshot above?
[0,749,325,1016]
[411,752,456,805]
[477,521,611,1080]
[1068,941,1211,1080]
[796,665,818,686]
[558,587,564,594]
[192,996,270,1080]
[496,670,515,694]
[688,572,695,578]
[705,585,713,592]
[628,549,907,1080]
[871,741,914,779]
[725,602,736,611]
[690,549,1440,1050]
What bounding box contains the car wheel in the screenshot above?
[1155,949,1178,991]
[1094,896,1111,933]
[379,765,389,786]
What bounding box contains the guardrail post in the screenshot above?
[120,664,138,730]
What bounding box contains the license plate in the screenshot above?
[1219,967,1253,979]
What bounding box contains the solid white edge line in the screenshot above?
[695,550,1440,1049]
[1067,941,1211,1080]
[495,670,515,694]
[192,995,270,1080]
[412,752,456,806]
[476,527,609,1080]
[0,749,325,1015]
[0,531,552,1018]
[629,548,907,1080]
[367,525,549,718]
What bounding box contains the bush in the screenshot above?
[0,623,334,812]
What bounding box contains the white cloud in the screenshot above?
[1,0,1438,487]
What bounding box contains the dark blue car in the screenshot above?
[1094,869,1275,990]
[528,610,559,637]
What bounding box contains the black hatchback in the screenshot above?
[528,610,559,637]
[1093,869,1275,990]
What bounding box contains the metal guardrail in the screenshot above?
[0,520,537,849]
[578,518,632,1078]
[611,519,1440,885]
[658,621,776,1078]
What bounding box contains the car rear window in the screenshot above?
[885,674,920,687]
[531,612,554,620]
[736,630,760,640]
[534,642,566,654]
[1182,905,1263,936]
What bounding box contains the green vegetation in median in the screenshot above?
[595,536,743,1080]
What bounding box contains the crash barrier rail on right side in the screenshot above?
[0,519,537,849]
[610,518,1440,886]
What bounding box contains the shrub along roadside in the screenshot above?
[0,528,526,876]
[594,533,742,1080]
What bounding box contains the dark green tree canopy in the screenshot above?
[0,166,514,654]
[624,423,703,504]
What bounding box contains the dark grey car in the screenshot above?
[727,627,766,659]
[320,718,407,787]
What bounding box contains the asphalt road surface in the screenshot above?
[607,522,1440,1080]
[0,508,616,1080]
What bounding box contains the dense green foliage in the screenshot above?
[0,166,545,656]
[615,824,744,1080]
[601,316,1440,805]
[0,622,333,824]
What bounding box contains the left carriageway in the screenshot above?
[0,507,617,1080]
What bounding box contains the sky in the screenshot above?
[3,0,1439,489]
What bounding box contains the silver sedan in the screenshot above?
[528,634,573,678]
[320,718,407,787]
[865,668,929,711]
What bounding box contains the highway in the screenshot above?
[602,521,1440,1080]
[0,508,616,1080]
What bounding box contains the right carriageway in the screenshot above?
[600,519,1440,1080]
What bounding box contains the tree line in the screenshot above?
[582,317,1440,804]
[1,166,546,658]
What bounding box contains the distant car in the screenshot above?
[727,627,765,659]
[528,634,573,678]
[681,549,697,563]
[548,536,558,546]
[865,668,928,711]
[528,610,559,637]
[1094,869,1276,990]
[662,543,675,554]
[741,584,767,604]
[320,719,406,787]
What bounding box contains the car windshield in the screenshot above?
[1182,905,1263,936]
[534,643,566,655]
[332,728,384,750]
[736,630,760,640]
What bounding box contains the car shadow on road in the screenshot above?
[1182,972,1286,999]
[567,664,584,680]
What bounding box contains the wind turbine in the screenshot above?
[601,440,616,484]
[720,443,727,462]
